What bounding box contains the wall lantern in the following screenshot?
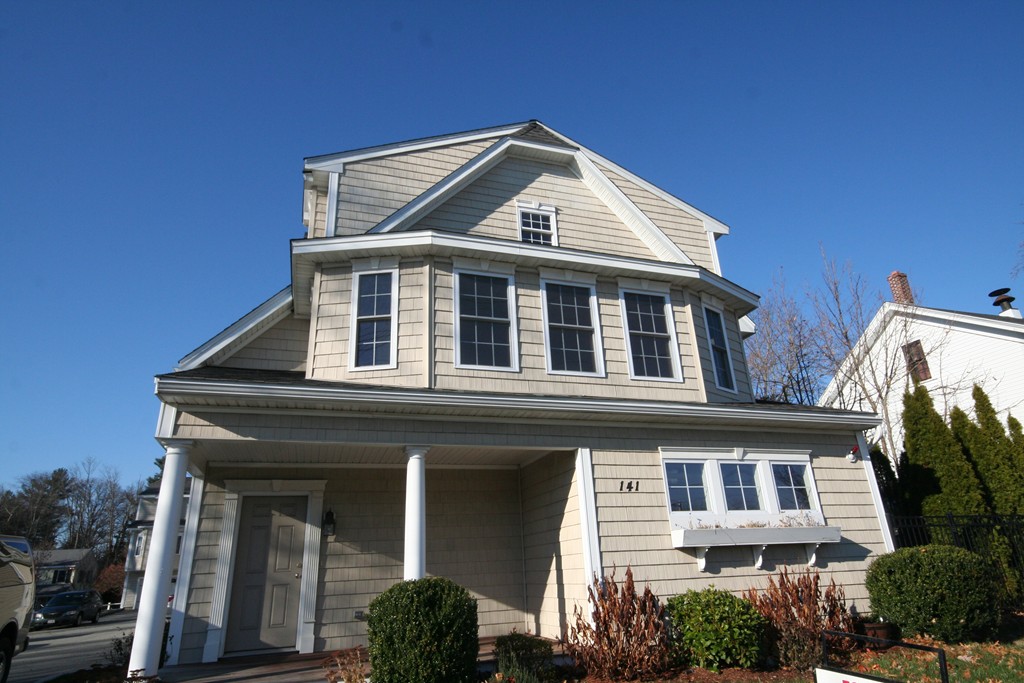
[322,509,336,537]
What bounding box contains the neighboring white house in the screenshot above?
[819,271,1024,460]
[122,479,191,610]
[129,121,893,678]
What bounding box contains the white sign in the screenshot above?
[815,668,896,683]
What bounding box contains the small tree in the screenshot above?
[94,562,126,604]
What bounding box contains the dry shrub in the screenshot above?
[322,646,367,683]
[744,568,856,670]
[563,566,670,680]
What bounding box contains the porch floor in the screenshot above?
[158,637,506,682]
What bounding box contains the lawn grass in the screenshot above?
[839,614,1024,683]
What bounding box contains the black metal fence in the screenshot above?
[888,513,1024,607]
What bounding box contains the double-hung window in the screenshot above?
[455,270,518,370]
[542,277,603,376]
[661,449,824,529]
[517,200,557,246]
[703,306,736,391]
[620,288,681,380]
[351,269,398,369]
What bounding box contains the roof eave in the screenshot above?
[156,374,879,432]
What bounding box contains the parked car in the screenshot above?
[31,590,103,630]
[0,535,34,683]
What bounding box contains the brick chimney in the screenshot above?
[888,271,914,305]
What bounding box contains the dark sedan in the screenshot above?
[31,590,103,629]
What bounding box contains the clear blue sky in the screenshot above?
[1,1,1021,489]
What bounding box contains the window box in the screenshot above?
[671,524,841,549]
[671,524,842,572]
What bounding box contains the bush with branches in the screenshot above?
[744,568,855,670]
[563,566,669,681]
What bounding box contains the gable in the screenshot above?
[599,164,717,271]
[330,139,499,237]
[216,313,309,372]
[410,156,657,260]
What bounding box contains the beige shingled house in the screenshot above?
[129,122,893,676]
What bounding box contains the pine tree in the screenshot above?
[950,407,995,511]
[1008,414,1024,475]
[956,386,1024,515]
[902,384,989,516]
[868,445,903,514]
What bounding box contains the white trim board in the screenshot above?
[177,287,293,370]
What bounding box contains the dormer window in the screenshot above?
[350,267,399,370]
[517,200,558,246]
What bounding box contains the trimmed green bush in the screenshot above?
[665,587,765,671]
[866,545,1001,643]
[366,577,479,683]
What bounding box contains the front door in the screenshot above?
[225,495,306,654]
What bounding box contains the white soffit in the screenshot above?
[176,287,293,371]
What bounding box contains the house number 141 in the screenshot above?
[619,481,640,492]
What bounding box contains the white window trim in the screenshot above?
[660,448,825,530]
[348,268,399,371]
[453,267,520,372]
[540,277,606,377]
[516,199,559,246]
[702,304,737,393]
[618,286,683,382]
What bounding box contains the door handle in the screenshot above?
[295,572,302,579]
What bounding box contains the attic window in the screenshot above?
[902,340,931,381]
[517,200,558,246]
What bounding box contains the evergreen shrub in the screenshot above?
[665,587,765,671]
[366,577,479,683]
[865,545,1001,643]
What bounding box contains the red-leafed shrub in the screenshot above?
[563,566,670,680]
[744,568,856,670]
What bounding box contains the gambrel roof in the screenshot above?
[304,120,730,238]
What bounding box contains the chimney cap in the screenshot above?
[989,287,1011,298]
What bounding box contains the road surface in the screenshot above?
[8,609,138,683]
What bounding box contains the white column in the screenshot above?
[403,446,430,580]
[128,440,191,678]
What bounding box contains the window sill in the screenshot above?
[671,525,842,572]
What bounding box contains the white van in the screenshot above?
[0,536,34,683]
